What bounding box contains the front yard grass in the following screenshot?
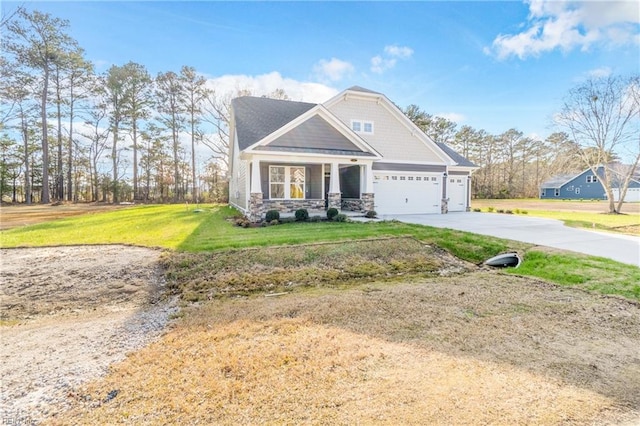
[1,203,638,301]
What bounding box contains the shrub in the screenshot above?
[310,215,322,222]
[335,213,348,222]
[327,207,339,221]
[295,208,309,222]
[280,217,296,224]
[514,208,521,214]
[473,208,481,212]
[487,206,495,212]
[521,210,528,214]
[497,209,505,214]
[235,217,251,228]
[269,219,279,226]
[265,210,280,222]
[505,210,513,214]
[364,210,377,219]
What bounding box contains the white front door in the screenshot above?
[373,173,441,214]
[448,176,467,212]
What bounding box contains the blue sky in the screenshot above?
[6,1,640,141]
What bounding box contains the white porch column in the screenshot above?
[251,158,261,193]
[363,163,374,194]
[329,162,340,193]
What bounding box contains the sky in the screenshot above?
[4,0,640,143]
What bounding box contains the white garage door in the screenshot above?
[448,176,467,212]
[613,187,640,202]
[373,173,441,214]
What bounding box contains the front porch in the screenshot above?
[246,158,375,222]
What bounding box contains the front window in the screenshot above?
[269,165,305,199]
[290,167,305,199]
[587,175,598,183]
[270,166,285,199]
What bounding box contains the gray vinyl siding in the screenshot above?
[229,137,247,211]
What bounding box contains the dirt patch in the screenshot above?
[0,203,128,230]
[0,246,176,424]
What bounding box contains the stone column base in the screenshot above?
[327,193,341,210]
[248,192,263,222]
[361,193,374,212]
[441,198,449,214]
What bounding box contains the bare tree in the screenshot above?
[556,75,640,213]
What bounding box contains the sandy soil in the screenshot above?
[0,245,176,424]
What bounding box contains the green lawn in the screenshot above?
[2,204,638,300]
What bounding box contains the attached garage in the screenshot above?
[373,172,442,214]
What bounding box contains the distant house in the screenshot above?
[228,86,477,221]
[540,166,640,202]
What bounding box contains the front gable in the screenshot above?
[324,88,453,165]
[245,105,381,160]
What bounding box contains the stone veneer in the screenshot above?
[441,198,449,214]
[248,192,263,222]
[327,193,341,210]
[341,198,363,211]
[262,199,325,214]
[361,193,374,212]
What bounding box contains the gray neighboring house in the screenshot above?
[540,166,640,201]
[228,86,477,221]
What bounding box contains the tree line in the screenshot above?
[0,8,254,204]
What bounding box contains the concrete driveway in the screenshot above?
[383,212,640,267]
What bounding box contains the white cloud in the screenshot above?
[371,44,414,74]
[313,58,355,82]
[435,112,466,124]
[384,45,414,59]
[204,71,338,103]
[586,66,612,78]
[487,0,640,60]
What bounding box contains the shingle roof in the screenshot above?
[346,86,381,94]
[540,173,578,188]
[232,96,316,150]
[435,142,477,168]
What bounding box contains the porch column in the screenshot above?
[250,159,261,193]
[248,159,263,222]
[466,175,472,212]
[441,171,449,214]
[328,162,341,210]
[361,163,375,212]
